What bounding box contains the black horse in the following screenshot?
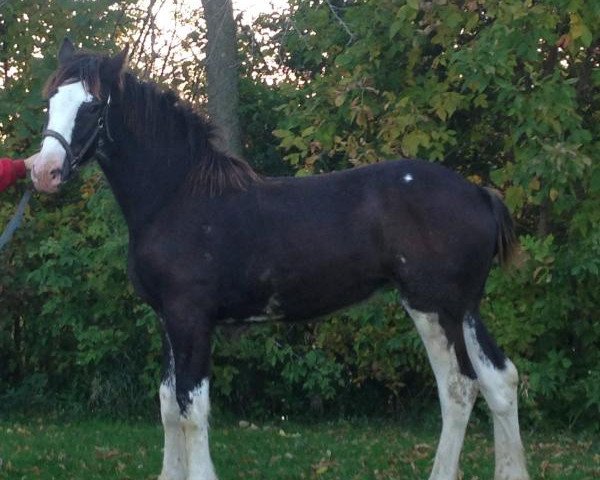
[31,39,529,480]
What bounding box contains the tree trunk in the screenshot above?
[201,0,242,156]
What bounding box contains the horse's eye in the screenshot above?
[87,101,102,113]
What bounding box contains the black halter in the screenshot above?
[42,99,112,181]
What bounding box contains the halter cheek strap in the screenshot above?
[42,98,111,181]
[42,128,77,181]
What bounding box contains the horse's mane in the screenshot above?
[43,50,260,196]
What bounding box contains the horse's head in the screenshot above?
[32,39,128,193]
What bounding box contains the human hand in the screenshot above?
[24,153,38,170]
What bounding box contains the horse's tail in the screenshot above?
[483,187,518,268]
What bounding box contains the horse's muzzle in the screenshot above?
[31,151,64,193]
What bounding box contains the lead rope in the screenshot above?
[1,94,114,251]
[0,189,32,251]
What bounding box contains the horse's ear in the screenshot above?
[102,44,129,84]
[58,38,75,64]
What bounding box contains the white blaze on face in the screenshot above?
[32,81,93,193]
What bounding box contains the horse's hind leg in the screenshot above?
[463,312,529,480]
[404,304,478,480]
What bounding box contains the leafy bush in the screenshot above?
[1,1,598,429]
[1,168,161,415]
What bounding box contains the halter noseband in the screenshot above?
[42,98,112,181]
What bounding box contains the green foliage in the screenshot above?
[0,1,160,414]
[211,291,432,417]
[266,0,600,426]
[1,0,598,430]
[0,168,160,414]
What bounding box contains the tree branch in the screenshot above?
[325,0,355,45]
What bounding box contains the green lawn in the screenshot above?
[0,416,597,479]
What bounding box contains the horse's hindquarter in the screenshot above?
[213,160,495,322]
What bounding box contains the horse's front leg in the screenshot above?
[159,326,187,480]
[162,306,218,480]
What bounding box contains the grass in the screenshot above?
[0,415,597,479]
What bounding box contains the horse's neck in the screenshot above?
[97,100,190,232]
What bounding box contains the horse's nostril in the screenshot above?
[50,168,61,179]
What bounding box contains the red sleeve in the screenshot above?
[0,158,25,192]
[13,159,26,178]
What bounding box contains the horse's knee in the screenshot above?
[180,378,211,427]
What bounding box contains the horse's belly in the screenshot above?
[278,278,387,321]
[215,255,388,324]
[268,257,389,321]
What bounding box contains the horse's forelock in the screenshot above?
[42,53,105,100]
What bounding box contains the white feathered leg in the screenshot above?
[182,378,217,480]
[406,306,478,480]
[463,314,529,480]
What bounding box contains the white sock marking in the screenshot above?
[159,333,187,480]
[405,305,478,480]
[159,380,187,480]
[182,378,218,480]
[463,319,529,480]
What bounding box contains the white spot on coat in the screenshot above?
[403,173,413,183]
